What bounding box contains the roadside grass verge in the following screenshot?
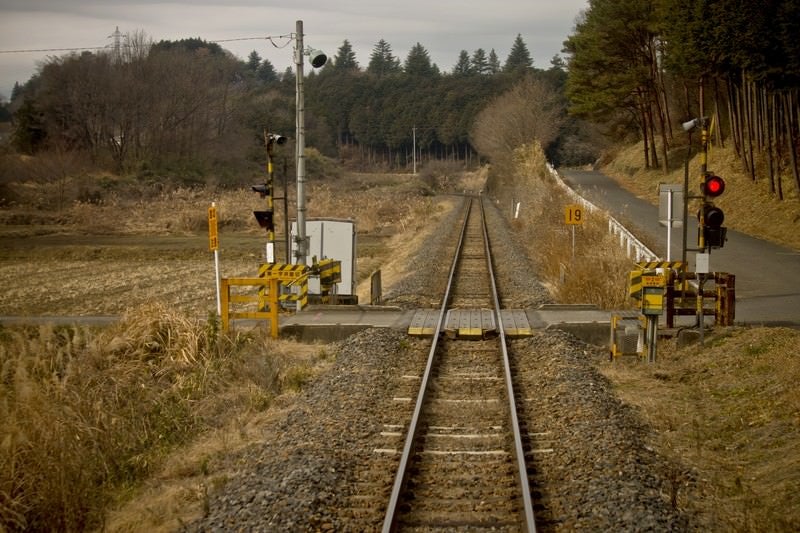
[0,303,328,531]
[601,327,800,530]
[490,142,636,310]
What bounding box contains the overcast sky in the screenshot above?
[0,0,588,100]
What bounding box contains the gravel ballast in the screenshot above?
[188,196,689,531]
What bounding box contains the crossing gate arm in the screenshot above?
[260,263,310,312]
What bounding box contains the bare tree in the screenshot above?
[470,76,565,164]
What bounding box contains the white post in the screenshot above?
[214,249,221,316]
[212,201,221,316]
[666,189,673,261]
[571,225,576,260]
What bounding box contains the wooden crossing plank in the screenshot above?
[444,309,496,339]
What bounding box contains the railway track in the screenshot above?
[193,192,687,531]
[381,196,536,532]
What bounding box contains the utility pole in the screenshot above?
[412,126,417,174]
[295,19,308,267]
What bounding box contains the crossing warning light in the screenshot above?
[702,174,725,197]
[703,222,727,249]
[698,173,727,249]
[253,210,275,232]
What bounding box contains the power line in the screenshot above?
[0,34,295,55]
[0,45,108,54]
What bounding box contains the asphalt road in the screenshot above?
[560,169,800,327]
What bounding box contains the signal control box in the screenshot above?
[629,269,666,316]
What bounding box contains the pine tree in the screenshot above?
[334,40,359,71]
[549,54,566,71]
[504,34,533,75]
[453,50,472,75]
[471,48,489,75]
[246,50,261,71]
[257,58,279,83]
[367,39,400,77]
[488,49,501,74]
[404,43,438,77]
[281,66,295,85]
[564,0,670,171]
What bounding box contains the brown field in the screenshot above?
[0,170,452,318]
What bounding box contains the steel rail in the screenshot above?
[480,198,537,532]
[381,196,536,532]
[381,197,473,533]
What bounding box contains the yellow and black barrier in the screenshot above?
[221,263,310,338]
[314,258,342,304]
[629,261,685,300]
[629,262,734,327]
[220,277,281,338]
[260,263,310,312]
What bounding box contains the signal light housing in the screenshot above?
[703,226,727,248]
[698,173,727,250]
[697,200,727,250]
[701,204,725,227]
[253,210,275,232]
[702,174,725,197]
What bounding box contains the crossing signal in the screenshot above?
[253,210,275,232]
[698,173,727,249]
[703,220,727,249]
[702,174,725,197]
[702,204,724,227]
[700,204,726,249]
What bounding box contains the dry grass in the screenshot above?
[494,143,636,309]
[304,174,439,235]
[605,141,800,251]
[601,327,800,530]
[0,304,330,531]
[0,168,445,530]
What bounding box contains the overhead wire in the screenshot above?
[0,34,296,55]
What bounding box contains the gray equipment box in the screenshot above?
[291,218,357,301]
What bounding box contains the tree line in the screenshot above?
[9,34,270,176]
[563,0,800,198]
[308,36,573,168]
[5,32,583,178]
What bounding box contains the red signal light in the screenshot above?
[703,174,725,197]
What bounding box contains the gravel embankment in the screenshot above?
[188,195,689,531]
